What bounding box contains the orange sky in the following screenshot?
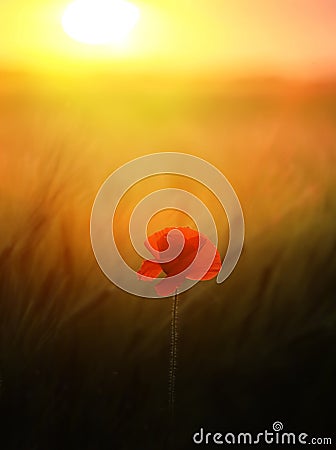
[1,0,336,76]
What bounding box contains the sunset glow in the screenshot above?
[0,1,335,75]
[62,0,140,45]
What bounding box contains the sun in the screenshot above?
[62,0,140,45]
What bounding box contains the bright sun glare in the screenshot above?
[62,0,140,45]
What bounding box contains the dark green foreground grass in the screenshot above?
[0,73,335,449]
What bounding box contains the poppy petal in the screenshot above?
[146,227,174,253]
[137,227,221,292]
[160,235,199,276]
[186,239,221,281]
[146,228,185,263]
[137,260,163,280]
[154,274,185,297]
[145,226,199,257]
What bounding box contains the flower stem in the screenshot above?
[169,289,178,418]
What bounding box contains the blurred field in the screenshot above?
[0,70,335,449]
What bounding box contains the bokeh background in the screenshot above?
[0,1,335,448]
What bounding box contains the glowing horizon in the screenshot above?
[0,0,336,77]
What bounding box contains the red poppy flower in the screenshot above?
[137,227,221,296]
